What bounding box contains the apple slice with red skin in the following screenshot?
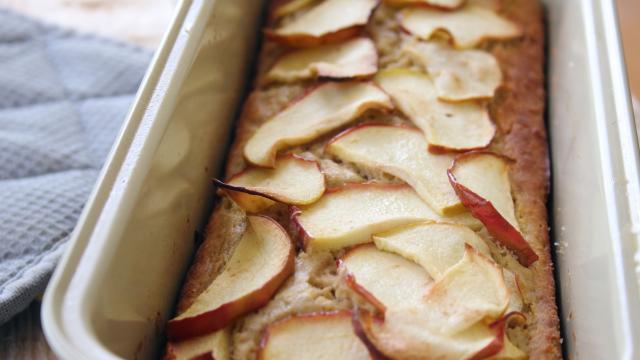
[448,151,539,267]
[265,38,378,83]
[166,216,295,341]
[265,0,379,47]
[165,329,230,360]
[257,311,371,360]
[243,81,392,167]
[339,244,433,313]
[214,155,325,213]
[291,183,481,251]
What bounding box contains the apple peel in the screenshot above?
[265,37,378,83]
[165,329,230,360]
[166,216,295,341]
[399,4,522,49]
[265,0,379,47]
[244,81,392,167]
[214,155,325,213]
[384,0,465,10]
[448,151,539,267]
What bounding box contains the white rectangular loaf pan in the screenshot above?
[41,0,640,359]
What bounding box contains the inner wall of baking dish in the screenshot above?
[71,0,637,358]
[71,1,265,359]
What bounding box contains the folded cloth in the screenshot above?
[0,8,151,323]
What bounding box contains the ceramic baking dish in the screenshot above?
[41,0,640,358]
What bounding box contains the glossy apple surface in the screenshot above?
[166,216,295,341]
[326,124,461,215]
[448,151,539,266]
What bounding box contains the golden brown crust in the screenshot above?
[172,0,562,358]
[490,0,562,358]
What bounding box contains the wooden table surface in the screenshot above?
[0,0,638,358]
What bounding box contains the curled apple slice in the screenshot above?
[503,269,524,314]
[265,38,378,83]
[448,151,539,266]
[422,245,509,334]
[384,0,464,10]
[354,309,504,360]
[166,216,295,341]
[326,124,461,215]
[244,81,392,167]
[399,4,522,49]
[292,183,481,251]
[403,42,502,102]
[165,329,230,360]
[265,0,378,47]
[373,222,490,280]
[214,155,325,213]
[375,69,495,152]
[340,244,433,312]
[257,311,371,360]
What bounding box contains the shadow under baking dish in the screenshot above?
[41,0,640,359]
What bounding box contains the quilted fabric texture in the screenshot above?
[0,8,151,323]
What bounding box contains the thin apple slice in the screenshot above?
[399,5,521,49]
[326,124,461,215]
[214,155,325,213]
[244,81,392,167]
[375,69,495,152]
[373,222,490,280]
[165,329,230,360]
[292,183,481,251]
[354,309,504,360]
[257,311,371,360]
[340,244,433,312]
[270,0,318,20]
[490,335,526,360]
[384,0,464,10]
[448,151,539,266]
[403,41,502,102]
[265,0,378,47]
[422,244,509,334]
[265,38,378,83]
[503,270,524,314]
[166,216,295,341]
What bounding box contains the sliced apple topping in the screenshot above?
[354,310,505,360]
[503,269,524,314]
[373,222,490,280]
[166,216,295,341]
[292,183,481,251]
[265,0,379,47]
[340,244,433,312]
[214,155,325,213]
[399,5,522,49]
[326,124,461,215]
[270,0,318,20]
[244,81,392,167]
[265,38,378,83]
[404,41,502,102]
[165,329,230,360]
[448,151,539,266]
[257,311,370,360]
[375,69,495,152]
[384,0,464,10]
[422,245,509,334]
